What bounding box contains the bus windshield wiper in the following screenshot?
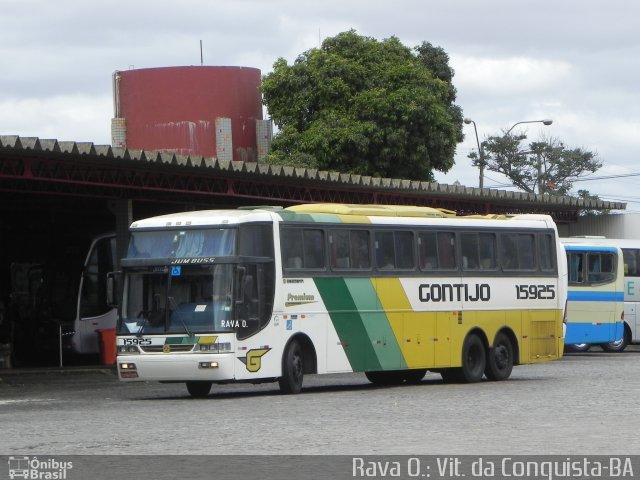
[168,296,193,337]
[136,312,148,337]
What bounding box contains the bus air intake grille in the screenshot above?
[140,345,194,353]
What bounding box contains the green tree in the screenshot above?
[261,30,464,181]
[470,132,602,195]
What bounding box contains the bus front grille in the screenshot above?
[140,345,194,353]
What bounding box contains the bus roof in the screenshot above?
[129,204,558,230]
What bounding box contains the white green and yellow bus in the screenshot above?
[560,240,625,352]
[115,204,567,397]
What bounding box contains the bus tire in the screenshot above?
[600,328,629,353]
[565,343,590,353]
[459,333,486,383]
[279,339,304,394]
[186,381,212,398]
[485,332,514,381]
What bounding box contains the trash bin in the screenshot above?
[98,329,116,365]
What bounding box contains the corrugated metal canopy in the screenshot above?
[0,135,625,221]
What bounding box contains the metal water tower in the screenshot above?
[111,66,270,162]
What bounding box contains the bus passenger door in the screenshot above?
[73,235,118,355]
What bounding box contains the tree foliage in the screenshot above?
[261,30,464,181]
[469,132,602,195]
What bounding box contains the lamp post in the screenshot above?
[463,118,485,189]
[506,119,553,135]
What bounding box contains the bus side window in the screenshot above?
[568,252,584,284]
[588,253,614,284]
[418,232,438,270]
[438,232,456,269]
[330,230,351,269]
[478,233,497,270]
[538,234,555,272]
[350,230,371,269]
[623,248,639,276]
[461,233,479,270]
[376,232,395,269]
[516,234,536,270]
[395,231,415,269]
[303,229,325,269]
[281,229,304,269]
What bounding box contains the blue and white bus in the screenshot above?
[561,240,625,352]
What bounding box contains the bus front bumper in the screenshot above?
[117,353,235,382]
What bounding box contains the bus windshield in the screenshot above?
[119,264,236,335]
[127,228,236,259]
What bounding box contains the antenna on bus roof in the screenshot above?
[200,40,203,66]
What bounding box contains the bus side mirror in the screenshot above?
[106,271,121,308]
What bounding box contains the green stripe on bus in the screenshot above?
[314,277,382,372]
[344,278,407,370]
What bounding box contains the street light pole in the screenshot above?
[463,118,485,189]
[505,119,553,194]
[506,119,553,135]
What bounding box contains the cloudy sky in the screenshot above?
[2,0,639,210]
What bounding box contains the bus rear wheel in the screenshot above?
[440,334,486,383]
[186,381,212,398]
[279,340,304,394]
[485,332,514,381]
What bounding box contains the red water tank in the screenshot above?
[113,66,263,161]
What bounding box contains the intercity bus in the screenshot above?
[563,237,640,352]
[560,240,625,352]
[115,204,567,397]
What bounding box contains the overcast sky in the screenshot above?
[2,0,639,210]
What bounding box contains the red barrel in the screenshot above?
[98,329,116,365]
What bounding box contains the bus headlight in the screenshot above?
[117,345,140,354]
[198,361,219,369]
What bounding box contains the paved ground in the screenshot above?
[1,346,639,455]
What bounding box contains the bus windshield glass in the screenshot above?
[127,228,236,259]
[118,264,236,335]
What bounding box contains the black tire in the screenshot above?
[278,340,304,394]
[600,329,629,353]
[459,334,486,383]
[485,332,514,381]
[186,381,212,398]
[565,343,591,353]
[440,334,486,384]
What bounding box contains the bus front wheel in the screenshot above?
[279,340,304,394]
[186,381,212,398]
[600,329,629,353]
[485,332,514,381]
